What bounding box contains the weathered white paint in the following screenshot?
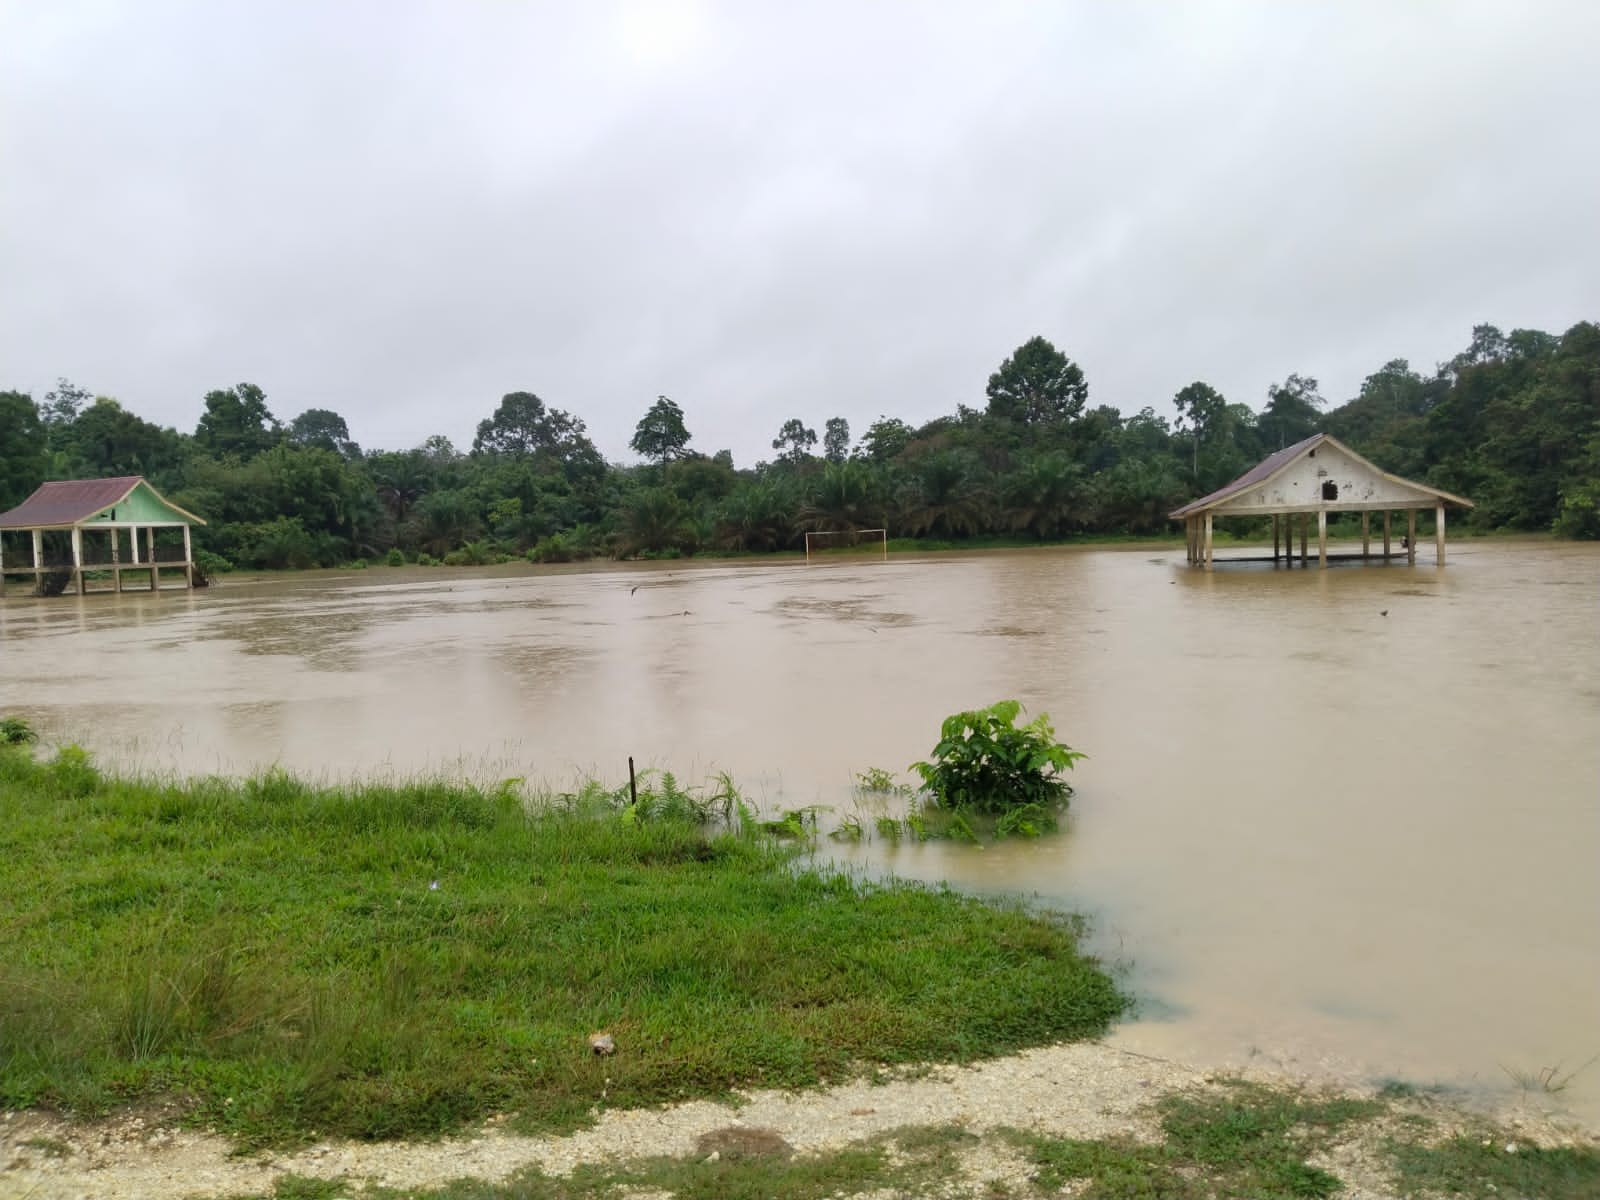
[1211,441,1441,514]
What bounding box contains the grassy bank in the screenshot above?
[0,746,1126,1149]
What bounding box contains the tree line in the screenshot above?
[1,320,1596,572]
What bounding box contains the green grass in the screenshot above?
[1005,1080,1385,1200]
[0,745,1126,1150]
[1389,1134,1600,1200]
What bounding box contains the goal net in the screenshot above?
[803,528,888,564]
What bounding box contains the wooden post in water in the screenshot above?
[1435,503,1446,566]
[1317,509,1328,569]
[628,756,638,807]
[1383,511,1391,559]
[1273,515,1280,562]
[1407,510,1417,564]
[1299,514,1308,565]
[1361,512,1370,560]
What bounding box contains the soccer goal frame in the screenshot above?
[803,528,888,564]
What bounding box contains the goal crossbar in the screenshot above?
[803,528,888,565]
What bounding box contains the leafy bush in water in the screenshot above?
[385,547,407,567]
[0,716,38,745]
[911,700,1083,816]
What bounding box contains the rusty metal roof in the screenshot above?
[0,477,203,529]
[1169,435,1324,519]
[1169,433,1471,519]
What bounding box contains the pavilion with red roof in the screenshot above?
[0,477,205,596]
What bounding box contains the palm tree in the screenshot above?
[717,481,796,552]
[1004,452,1085,539]
[619,488,689,557]
[798,461,878,533]
[900,452,991,538]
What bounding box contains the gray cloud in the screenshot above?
[3,0,1597,466]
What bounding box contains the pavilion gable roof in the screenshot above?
[0,477,205,529]
[1169,433,1472,519]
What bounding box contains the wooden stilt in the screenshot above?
[1407,509,1417,564]
[147,527,158,591]
[1204,513,1214,571]
[1435,504,1446,565]
[1299,514,1308,564]
[1361,512,1370,560]
[1317,509,1327,569]
[112,527,122,592]
[71,527,85,595]
[1383,511,1391,558]
[1273,515,1280,562]
[183,525,194,588]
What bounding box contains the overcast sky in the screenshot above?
[3,1,1597,467]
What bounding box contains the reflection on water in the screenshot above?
[2,542,1598,1125]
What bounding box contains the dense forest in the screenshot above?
[2,320,1597,572]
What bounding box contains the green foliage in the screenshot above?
[629,395,691,466]
[195,382,280,460]
[911,701,1083,816]
[1388,1132,1600,1199]
[771,417,818,465]
[0,759,1125,1147]
[384,547,407,566]
[194,548,234,575]
[46,744,100,798]
[0,716,38,745]
[986,335,1088,425]
[0,390,47,510]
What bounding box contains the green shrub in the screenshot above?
[384,548,407,567]
[348,558,368,569]
[416,553,438,567]
[0,716,38,745]
[194,549,234,575]
[48,744,101,798]
[911,700,1083,816]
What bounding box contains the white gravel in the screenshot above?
[2,1041,1592,1200]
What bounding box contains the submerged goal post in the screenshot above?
[803,528,888,564]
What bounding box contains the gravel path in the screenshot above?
[2,1042,1590,1200]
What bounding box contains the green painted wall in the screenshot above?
[86,481,197,525]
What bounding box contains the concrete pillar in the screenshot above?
[1204,513,1214,571]
[1361,512,1370,560]
[1435,504,1446,566]
[71,526,85,594]
[1407,509,1417,564]
[147,528,158,591]
[1383,511,1392,558]
[183,525,194,588]
[111,527,122,592]
[1317,509,1328,569]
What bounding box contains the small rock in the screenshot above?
[589,1032,616,1056]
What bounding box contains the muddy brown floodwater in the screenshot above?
[2,540,1597,1127]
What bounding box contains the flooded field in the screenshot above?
[2,540,1597,1125]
